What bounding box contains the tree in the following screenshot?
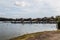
[56,16,60,29]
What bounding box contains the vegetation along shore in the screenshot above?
[0,16,60,24]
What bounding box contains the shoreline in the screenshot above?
[10,30,60,40]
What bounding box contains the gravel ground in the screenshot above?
[10,30,60,40]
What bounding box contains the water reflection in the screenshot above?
[0,22,57,40]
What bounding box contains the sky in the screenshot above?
[0,0,60,18]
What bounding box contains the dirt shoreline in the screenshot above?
[10,30,60,40]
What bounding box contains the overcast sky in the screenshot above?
[0,0,60,18]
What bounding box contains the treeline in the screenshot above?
[0,16,60,22]
[0,17,15,21]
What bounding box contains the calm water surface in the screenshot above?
[0,22,57,40]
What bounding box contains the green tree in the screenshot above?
[56,16,60,29]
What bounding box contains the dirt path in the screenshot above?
[10,30,60,40]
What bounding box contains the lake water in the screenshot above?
[0,22,57,40]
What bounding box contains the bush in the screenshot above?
[57,21,60,29]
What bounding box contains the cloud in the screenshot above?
[44,0,60,15]
[0,12,6,17]
[0,0,60,18]
[15,1,30,7]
